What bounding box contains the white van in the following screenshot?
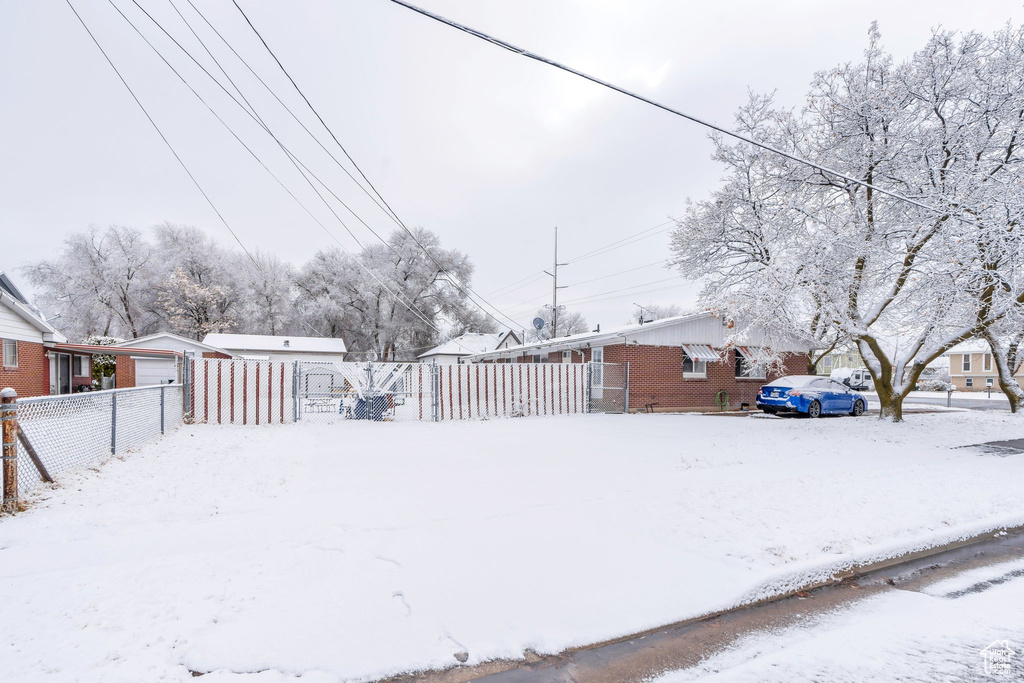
[830,367,872,391]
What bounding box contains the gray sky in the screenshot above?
[2,0,1022,333]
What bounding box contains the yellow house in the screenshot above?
[946,342,1020,391]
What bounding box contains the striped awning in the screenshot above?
[737,346,773,363]
[681,344,720,362]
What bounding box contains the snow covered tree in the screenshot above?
[233,251,298,336]
[670,24,1024,421]
[295,228,484,360]
[155,268,236,340]
[23,225,157,340]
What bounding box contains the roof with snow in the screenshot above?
[202,333,347,355]
[0,271,67,344]
[944,340,991,355]
[467,312,806,361]
[418,332,518,359]
[114,331,233,356]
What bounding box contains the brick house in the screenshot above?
[0,272,95,397]
[946,341,1013,391]
[467,312,807,412]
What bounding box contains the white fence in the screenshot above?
[188,358,295,425]
[14,384,184,496]
[187,358,607,424]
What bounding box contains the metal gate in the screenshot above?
[296,361,431,422]
[587,362,628,414]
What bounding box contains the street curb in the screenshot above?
[384,523,1024,682]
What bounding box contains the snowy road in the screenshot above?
[656,552,1024,682]
[2,412,1024,681]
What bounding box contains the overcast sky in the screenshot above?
[2,0,1022,334]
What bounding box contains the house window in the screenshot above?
[823,356,832,369]
[983,354,992,372]
[735,350,766,379]
[562,350,572,362]
[591,347,604,386]
[962,354,971,372]
[73,355,90,377]
[966,377,974,388]
[682,353,707,378]
[532,354,543,364]
[2,339,17,368]
[987,377,995,387]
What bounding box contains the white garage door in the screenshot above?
[135,357,177,387]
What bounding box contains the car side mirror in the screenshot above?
[842,378,851,387]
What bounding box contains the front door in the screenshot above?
[57,353,72,394]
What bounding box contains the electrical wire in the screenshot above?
[388,0,986,230]
[229,0,528,334]
[120,0,459,340]
[92,0,448,345]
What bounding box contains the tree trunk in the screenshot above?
[874,383,904,422]
[984,332,1024,413]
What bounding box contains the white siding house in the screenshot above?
[113,332,233,386]
[202,333,347,364]
[418,331,522,364]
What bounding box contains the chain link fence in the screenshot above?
[587,362,628,414]
[14,385,184,496]
[297,361,432,423]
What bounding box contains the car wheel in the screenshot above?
[851,399,865,417]
[807,400,822,418]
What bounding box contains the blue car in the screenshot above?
[756,375,867,417]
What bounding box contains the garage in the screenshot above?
[134,356,179,386]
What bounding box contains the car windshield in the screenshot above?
[763,375,819,388]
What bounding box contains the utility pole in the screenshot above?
[544,226,568,338]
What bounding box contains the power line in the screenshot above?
[560,276,681,306]
[64,0,259,269]
[388,0,984,229]
[566,221,674,264]
[229,0,527,334]
[95,0,448,344]
[563,259,666,288]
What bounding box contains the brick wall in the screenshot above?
[482,343,805,412]
[0,341,50,398]
[604,344,805,412]
[115,355,136,389]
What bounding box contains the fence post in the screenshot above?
[183,353,193,423]
[585,363,592,413]
[1,388,18,513]
[293,361,301,422]
[110,392,118,455]
[431,362,440,422]
[624,362,630,414]
[160,385,166,434]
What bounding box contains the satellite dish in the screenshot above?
[533,317,545,330]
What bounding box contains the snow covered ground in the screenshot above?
[654,557,1024,682]
[2,411,1024,681]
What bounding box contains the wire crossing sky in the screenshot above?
[3,1,1020,329]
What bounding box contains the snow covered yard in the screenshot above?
[2,411,1024,682]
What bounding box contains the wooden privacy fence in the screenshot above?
[188,358,296,425]
[435,361,587,420]
[187,358,598,424]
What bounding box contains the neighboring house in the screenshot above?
[0,271,105,397]
[813,348,865,375]
[202,333,347,364]
[946,341,1014,391]
[467,312,807,412]
[112,332,233,388]
[418,331,522,364]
